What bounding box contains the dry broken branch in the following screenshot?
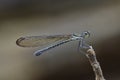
[86,46,105,80]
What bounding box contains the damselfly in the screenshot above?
[16,31,90,56]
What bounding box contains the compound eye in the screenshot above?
[83,31,90,38]
[84,32,88,35]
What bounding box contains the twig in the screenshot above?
[79,39,105,80]
[86,46,105,80]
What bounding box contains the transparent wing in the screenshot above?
[16,34,71,47]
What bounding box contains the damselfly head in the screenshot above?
[72,31,90,39]
[81,31,90,38]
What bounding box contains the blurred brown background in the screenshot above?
[0,0,120,80]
